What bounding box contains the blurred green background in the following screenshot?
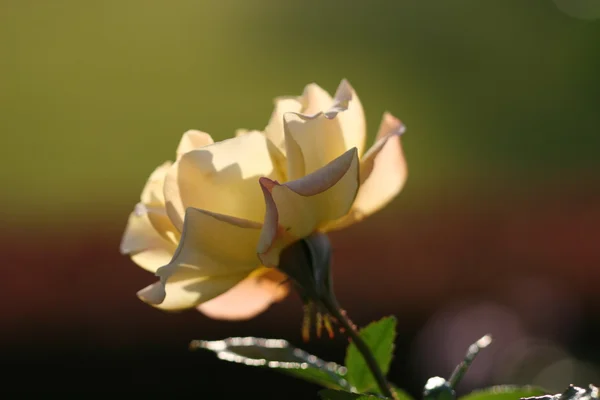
[2,0,598,221]
[1,0,599,397]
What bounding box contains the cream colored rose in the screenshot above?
[121,79,407,319]
[120,130,289,320]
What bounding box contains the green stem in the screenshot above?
[323,299,397,399]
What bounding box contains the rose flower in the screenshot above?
[120,80,407,320]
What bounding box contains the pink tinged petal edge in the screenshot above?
[376,111,406,142]
[359,112,406,182]
[286,147,358,196]
[257,148,359,267]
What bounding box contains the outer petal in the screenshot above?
[326,112,407,231]
[121,162,179,272]
[283,80,354,179]
[263,97,303,152]
[139,207,263,310]
[140,162,172,205]
[197,267,289,320]
[121,206,179,272]
[164,132,285,230]
[335,80,366,157]
[137,271,250,311]
[257,148,360,267]
[176,130,214,159]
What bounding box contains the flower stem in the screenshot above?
[323,299,397,399]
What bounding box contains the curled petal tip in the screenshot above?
[335,78,353,100]
[285,146,358,197]
[382,112,407,136]
[320,80,354,119]
[258,176,277,192]
[119,239,133,255]
[136,282,166,305]
[133,203,147,217]
[257,178,282,266]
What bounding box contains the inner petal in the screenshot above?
[284,112,348,177]
[263,97,303,153]
[283,81,355,178]
[257,148,359,267]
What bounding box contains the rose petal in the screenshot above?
[140,162,171,205]
[283,80,356,178]
[326,112,407,230]
[121,162,179,272]
[137,271,250,311]
[257,148,359,267]
[142,207,263,310]
[283,113,346,178]
[299,83,334,114]
[176,130,214,159]
[335,79,366,157]
[121,207,179,272]
[197,267,289,320]
[164,132,285,230]
[282,117,306,181]
[263,97,303,152]
[354,112,407,213]
[234,128,249,137]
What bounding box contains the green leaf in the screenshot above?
[459,385,547,400]
[319,387,415,400]
[191,337,353,391]
[393,386,416,400]
[319,389,382,400]
[345,316,397,393]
